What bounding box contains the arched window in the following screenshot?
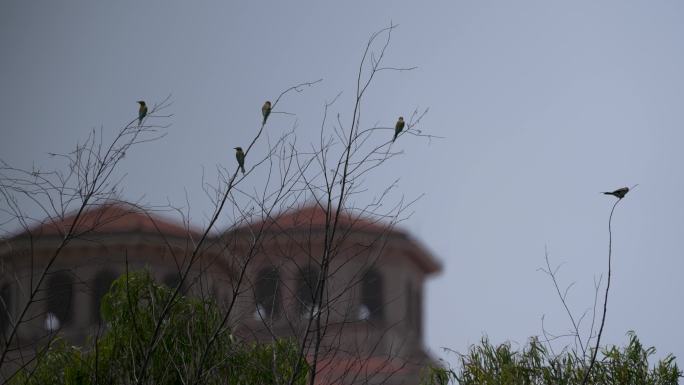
[254,268,280,320]
[405,281,414,327]
[163,272,183,291]
[0,283,11,335]
[359,269,384,321]
[92,270,117,323]
[297,266,320,318]
[414,287,423,336]
[45,271,74,331]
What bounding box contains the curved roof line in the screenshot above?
[236,204,404,235]
[7,202,442,274]
[230,204,442,274]
[10,202,199,240]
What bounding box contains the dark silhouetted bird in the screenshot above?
[234,147,245,174]
[137,101,147,126]
[603,187,629,199]
[262,101,272,124]
[393,116,405,142]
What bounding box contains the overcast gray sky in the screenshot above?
[2,0,683,367]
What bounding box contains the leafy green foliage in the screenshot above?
[421,332,681,385]
[10,270,308,385]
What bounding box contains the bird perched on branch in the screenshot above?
[234,147,245,174]
[262,101,272,124]
[603,187,629,199]
[137,101,147,126]
[393,116,405,142]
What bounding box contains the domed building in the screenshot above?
[0,202,441,384]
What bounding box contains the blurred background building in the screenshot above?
[0,202,441,384]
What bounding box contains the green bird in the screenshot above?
[234,147,245,174]
[137,101,147,126]
[262,101,272,124]
[393,116,405,142]
[603,187,629,199]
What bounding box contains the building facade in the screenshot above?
[0,203,441,384]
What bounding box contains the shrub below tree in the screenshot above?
[9,270,308,385]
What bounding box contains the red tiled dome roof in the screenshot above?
[9,202,441,274]
[236,204,403,235]
[232,204,442,274]
[16,202,198,239]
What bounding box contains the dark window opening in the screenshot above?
[405,281,414,327]
[359,269,384,321]
[46,271,74,331]
[0,283,11,336]
[415,288,423,336]
[92,270,117,323]
[163,272,183,291]
[297,267,320,318]
[254,268,281,320]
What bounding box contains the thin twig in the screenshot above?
[580,198,621,385]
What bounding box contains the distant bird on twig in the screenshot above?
[603,187,630,199]
[234,147,245,174]
[393,116,405,142]
[137,101,147,126]
[262,101,272,124]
